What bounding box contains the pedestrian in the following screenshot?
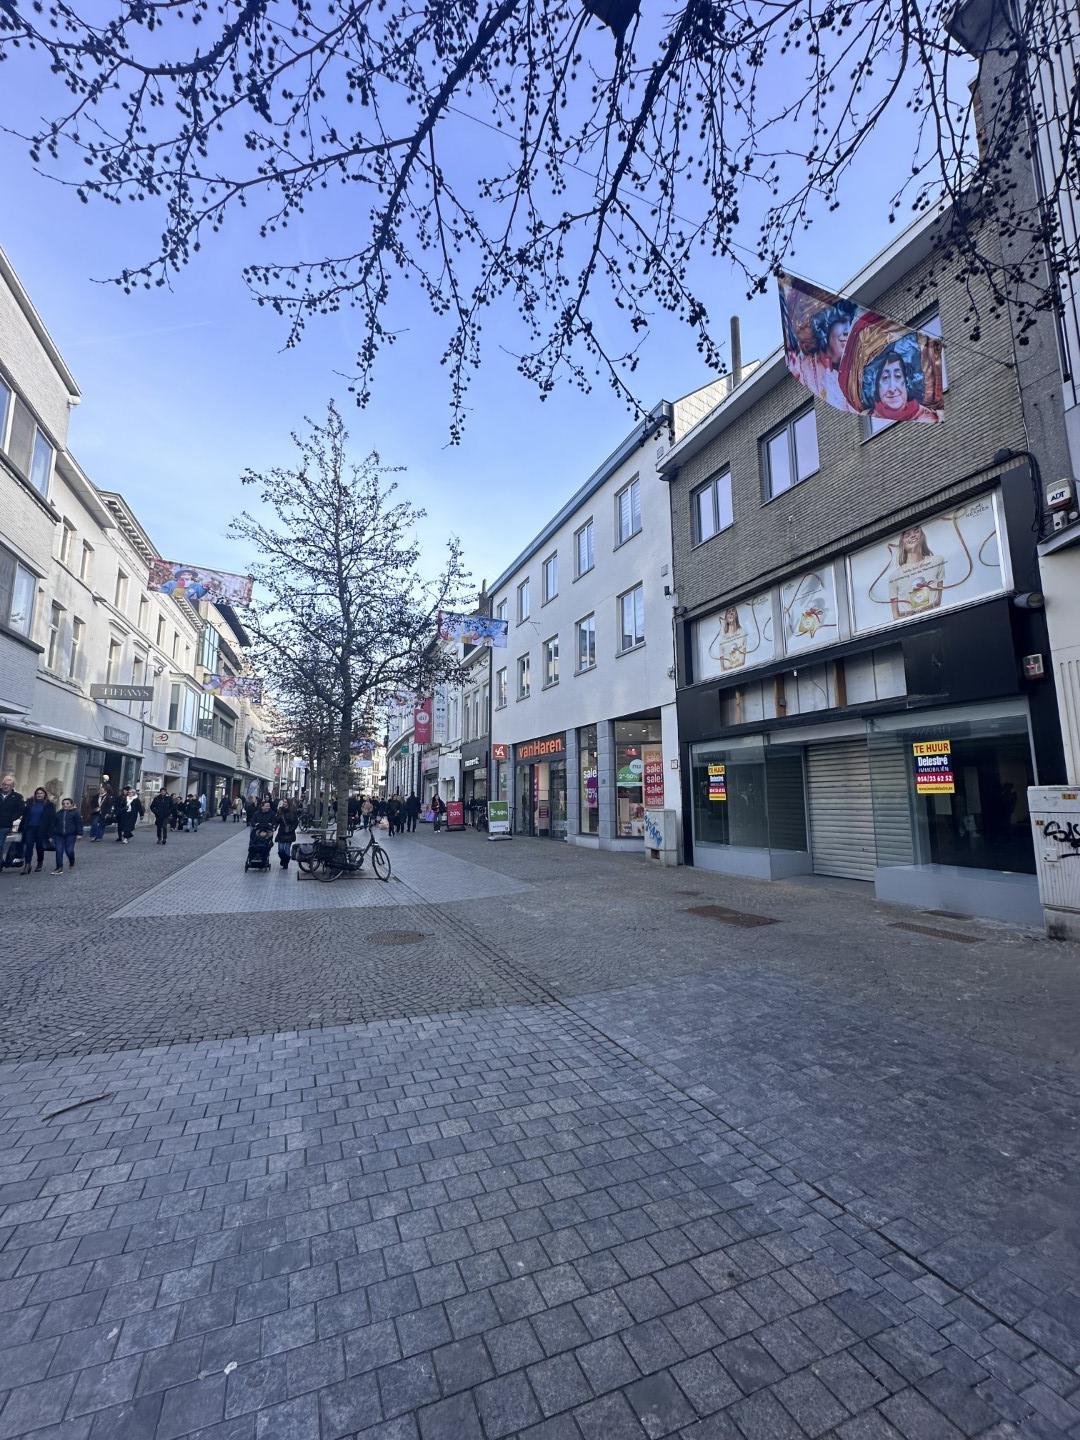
[185,794,201,832]
[113,788,131,843]
[432,794,445,833]
[219,793,231,822]
[232,795,244,823]
[274,804,297,870]
[404,792,419,833]
[0,774,26,870]
[387,793,402,836]
[90,782,113,842]
[150,787,174,844]
[245,798,257,826]
[361,796,373,830]
[199,791,208,817]
[170,794,185,831]
[51,797,83,874]
[20,787,55,873]
[121,787,143,841]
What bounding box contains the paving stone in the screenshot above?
[574,1391,650,1439]
[318,1371,382,1439]
[575,1334,640,1392]
[670,1351,742,1415]
[431,1335,494,1394]
[417,1389,485,1440]
[714,1335,786,1395]
[527,1351,593,1416]
[878,1387,964,1439]
[475,1369,543,1438]
[377,1354,440,1419]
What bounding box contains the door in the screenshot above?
[806,740,876,881]
[550,761,567,838]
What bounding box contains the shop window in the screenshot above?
[618,585,645,653]
[543,636,559,688]
[575,519,595,577]
[614,718,661,838]
[579,724,599,834]
[763,408,819,498]
[543,553,558,604]
[691,470,733,545]
[615,477,641,545]
[0,731,78,806]
[576,613,596,672]
[690,741,807,853]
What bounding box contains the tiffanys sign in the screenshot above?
[516,734,565,763]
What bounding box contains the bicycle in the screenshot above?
[311,830,392,883]
[474,805,488,832]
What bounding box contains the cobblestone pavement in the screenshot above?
[1,823,1079,1438]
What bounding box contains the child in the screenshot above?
[52,797,83,874]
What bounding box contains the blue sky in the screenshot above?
[0,23,948,595]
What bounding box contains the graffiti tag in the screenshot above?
[1042,819,1080,855]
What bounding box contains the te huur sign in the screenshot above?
[516,733,565,763]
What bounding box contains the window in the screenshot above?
[58,520,75,568]
[47,602,64,671]
[480,683,489,730]
[68,617,84,679]
[517,653,531,700]
[618,585,646,652]
[0,377,10,447]
[171,631,180,660]
[517,578,530,623]
[575,519,595,577]
[496,599,508,625]
[197,691,214,738]
[764,409,819,497]
[79,541,93,583]
[138,596,150,633]
[169,684,180,729]
[3,395,54,497]
[156,615,166,648]
[616,477,642,545]
[576,613,596,672]
[171,685,198,734]
[864,311,945,437]
[132,650,147,691]
[106,639,123,687]
[543,636,559,687]
[495,667,508,708]
[542,553,558,604]
[0,545,36,637]
[198,624,220,672]
[30,431,54,498]
[691,471,733,544]
[114,570,129,611]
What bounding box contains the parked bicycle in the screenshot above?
[295,829,391,883]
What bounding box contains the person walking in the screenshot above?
[274,804,298,870]
[431,794,445,833]
[0,774,26,870]
[112,788,131,844]
[387,793,402,837]
[51,797,83,874]
[150,788,175,844]
[199,791,208,818]
[232,794,244,823]
[219,793,231,822]
[122,787,143,841]
[90,782,113,842]
[404,792,419,833]
[20,787,55,873]
[185,794,201,832]
[361,796,373,830]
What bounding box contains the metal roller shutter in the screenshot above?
[806,740,876,881]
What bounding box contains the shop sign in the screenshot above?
[488,800,511,835]
[584,769,598,809]
[446,801,465,829]
[151,731,169,749]
[91,683,154,702]
[463,756,483,769]
[643,748,664,807]
[517,733,564,762]
[913,739,955,795]
[166,758,184,774]
[708,763,727,802]
[103,725,130,745]
[617,759,643,785]
[492,743,509,761]
[414,699,432,745]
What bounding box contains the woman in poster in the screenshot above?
[888,525,946,618]
[840,314,943,424]
[710,606,748,672]
[784,297,858,413]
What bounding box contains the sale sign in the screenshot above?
[413,698,432,746]
[643,748,665,808]
[446,801,465,829]
[913,739,955,795]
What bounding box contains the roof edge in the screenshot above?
[0,247,81,402]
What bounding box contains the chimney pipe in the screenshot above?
[729,315,743,389]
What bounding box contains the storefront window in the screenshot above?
[691,741,767,849]
[614,718,662,838]
[1,732,79,805]
[579,724,598,834]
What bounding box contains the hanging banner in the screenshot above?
[708,763,727,802]
[149,560,254,605]
[437,612,509,649]
[203,675,264,702]
[779,274,945,423]
[913,740,955,795]
[350,738,377,757]
[433,691,448,744]
[413,699,432,746]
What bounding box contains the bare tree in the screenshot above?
[0,0,1075,433]
[231,402,469,848]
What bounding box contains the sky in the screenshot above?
[0,11,959,597]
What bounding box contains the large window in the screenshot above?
[616,477,642,545]
[0,731,78,807]
[543,553,558,604]
[575,519,594,577]
[517,578,530,624]
[0,544,36,638]
[169,684,198,735]
[692,471,733,544]
[197,690,215,738]
[517,653,531,700]
[68,617,84,679]
[495,666,508,709]
[30,431,54,498]
[579,724,599,835]
[543,635,559,688]
[46,602,64,671]
[618,585,645,653]
[198,624,220,672]
[576,614,596,672]
[3,391,55,498]
[763,409,819,498]
[615,718,661,837]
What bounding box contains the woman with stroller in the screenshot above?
[20,787,56,874]
[274,803,297,871]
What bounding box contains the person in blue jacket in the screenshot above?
[51,797,84,874]
[20,787,56,874]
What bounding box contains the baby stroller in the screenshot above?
[245,822,274,872]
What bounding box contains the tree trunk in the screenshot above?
[336,702,353,853]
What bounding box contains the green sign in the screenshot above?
[487,800,510,836]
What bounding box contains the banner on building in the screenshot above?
[149,559,254,606]
[779,274,945,423]
[413,699,432,746]
[203,675,264,702]
[350,737,377,757]
[433,691,448,744]
[913,740,955,795]
[437,611,508,648]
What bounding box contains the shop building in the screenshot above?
[663,208,1064,925]
[489,379,731,846]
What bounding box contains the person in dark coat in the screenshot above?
[184,794,201,832]
[274,805,298,869]
[150,788,175,844]
[51,797,84,873]
[219,793,231,822]
[20,787,56,873]
[431,794,445,833]
[387,794,402,836]
[404,792,419,833]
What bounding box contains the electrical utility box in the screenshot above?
[1029,786,1080,940]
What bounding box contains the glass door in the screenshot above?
[550,761,567,838]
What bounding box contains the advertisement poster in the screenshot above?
[433,691,448,744]
[913,740,955,795]
[695,589,775,680]
[848,493,1005,634]
[584,769,598,810]
[643,749,665,808]
[149,560,253,605]
[781,566,839,656]
[708,763,727,802]
[203,675,264,702]
[780,273,945,423]
[413,699,432,745]
[437,612,509,648]
[487,800,510,835]
[446,800,465,829]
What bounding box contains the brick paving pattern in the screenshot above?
[0,823,1078,1437]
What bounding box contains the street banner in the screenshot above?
[413,699,432,745]
[149,559,254,605]
[446,801,465,830]
[779,274,945,423]
[487,800,511,836]
[913,740,955,795]
[437,611,508,648]
[350,737,376,757]
[433,691,448,744]
[203,675,264,702]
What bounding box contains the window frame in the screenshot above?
[576,613,597,674]
[496,598,508,625]
[58,519,75,568]
[690,470,734,546]
[79,541,93,584]
[517,652,531,700]
[46,601,64,671]
[762,405,820,500]
[114,570,129,612]
[517,578,530,625]
[615,476,642,547]
[0,546,37,639]
[495,666,508,709]
[542,634,560,688]
[68,617,84,680]
[542,552,559,605]
[574,518,595,578]
[617,583,646,654]
[105,638,123,688]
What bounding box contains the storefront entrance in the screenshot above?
[515,759,567,838]
[806,740,876,881]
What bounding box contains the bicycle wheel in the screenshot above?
[371,845,391,882]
